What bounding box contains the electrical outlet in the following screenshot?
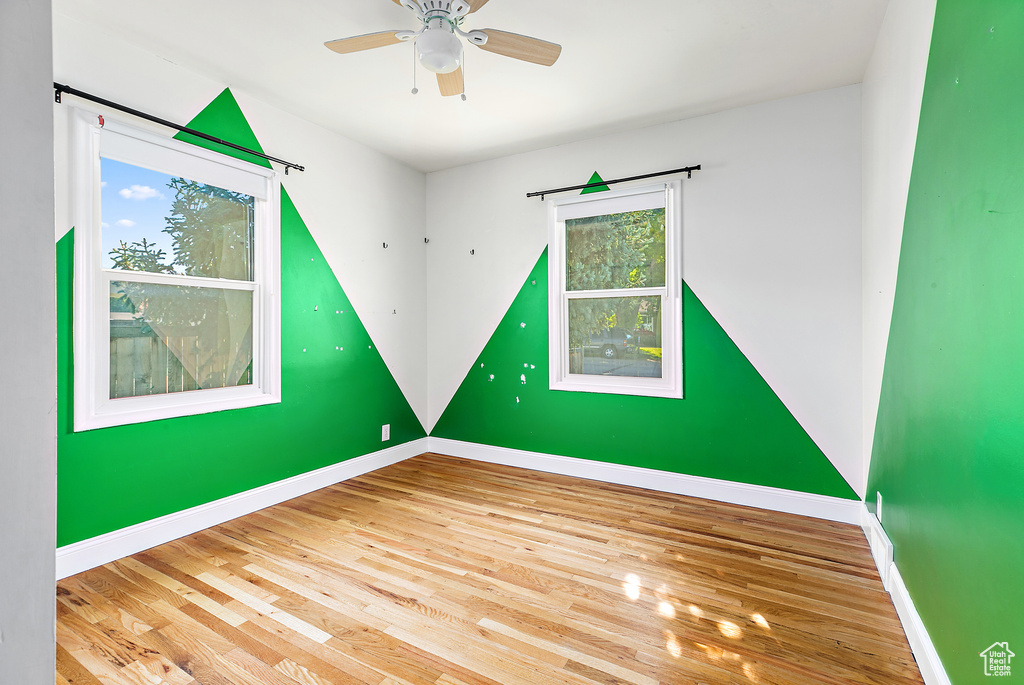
[381,424,391,442]
[876,491,883,524]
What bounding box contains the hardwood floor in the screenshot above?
[56,453,923,685]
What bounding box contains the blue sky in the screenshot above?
[100,157,181,272]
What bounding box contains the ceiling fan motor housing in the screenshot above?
[407,1,471,18]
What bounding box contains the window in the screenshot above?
[72,110,281,431]
[548,182,682,398]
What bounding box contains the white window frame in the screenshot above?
[71,108,281,431]
[547,181,683,399]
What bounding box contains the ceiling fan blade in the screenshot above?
[324,31,403,55]
[437,66,464,97]
[476,29,561,66]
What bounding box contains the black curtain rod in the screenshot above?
[527,165,701,200]
[53,82,305,174]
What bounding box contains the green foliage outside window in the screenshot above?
[108,177,255,392]
[565,208,665,351]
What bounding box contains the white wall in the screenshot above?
[52,11,429,425]
[426,86,866,494]
[46,0,930,514]
[861,0,936,488]
[0,1,58,680]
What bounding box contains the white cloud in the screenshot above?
[101,222,110,229]
[118,185,162,201]
[115,219,136,228]
[100,181,108,188]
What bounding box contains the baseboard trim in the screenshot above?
[860,505,894,590]
[858,504,950,685]
[55,438,429,580]
[58,433,951,685]
[426,438,862,524]
[888,563,952,685]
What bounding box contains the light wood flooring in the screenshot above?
[56,453,923,685]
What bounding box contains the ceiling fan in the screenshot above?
[325,0,562,97]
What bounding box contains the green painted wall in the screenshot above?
[57,90,424,547]
[867,1,1024,682]
[433,249,855,499]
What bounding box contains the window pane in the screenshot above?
[566,208,665,291]
[568,296,662,378]
[101,157,255,281]
[110,281,253,399]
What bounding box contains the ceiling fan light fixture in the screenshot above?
[325,0,562,96]
[416,28,463,74]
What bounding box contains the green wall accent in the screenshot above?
[432,250,855,498]
[582,171,610,194]
[174,89,271,169]
[57,89,424,547]
[868,2,1024,681]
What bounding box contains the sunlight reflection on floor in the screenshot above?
[718,620,743,639]
[622,573,642,601]
[664,631,683,658]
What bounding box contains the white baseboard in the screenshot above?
[57,436,860,579]
[861,505,894,590]
[57,434,952,685]
[887,563,952,685]
[426,438,863,524]
[55,438,429,580]
[858,504,950,685]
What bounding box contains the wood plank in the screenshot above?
[120,556,248,627]
[55,642,104,685]
[195,571,333,644]
[75,568,172,632]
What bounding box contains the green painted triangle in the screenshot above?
[582,171,610,194]
[431,249,855,499]
[55,89,425,547]
[173,88,271,168]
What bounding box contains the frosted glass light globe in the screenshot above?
[417,28,463,74]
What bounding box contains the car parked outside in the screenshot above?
[583,327,633,358]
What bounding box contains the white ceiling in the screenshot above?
[53,0,889,173]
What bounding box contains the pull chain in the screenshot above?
[411,44,419,95]
[461,50,467,101]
